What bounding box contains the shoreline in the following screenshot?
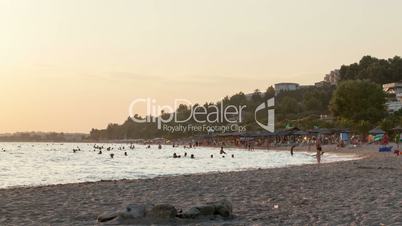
[0,144,363,191]
[0,153,361,192]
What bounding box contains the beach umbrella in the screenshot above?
[374,134,384,142]
[369,127,385,135]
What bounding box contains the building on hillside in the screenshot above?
[324,69,340,85]
[383,82,402,101]
[385,101,402,112]
[383,82,402,112]
[274,82,299,95]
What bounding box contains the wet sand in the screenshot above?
[1,145,401,225]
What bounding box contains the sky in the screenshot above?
[0,0,402,133]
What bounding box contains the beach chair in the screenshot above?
[378,146,393,152]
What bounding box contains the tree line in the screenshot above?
[90,55,402,140]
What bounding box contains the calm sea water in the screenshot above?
[0,142,357,189]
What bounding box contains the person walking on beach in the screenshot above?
[220,146,226,155]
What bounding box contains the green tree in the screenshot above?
[339,55,402,84]
[264,86,275,99]
[330,80,386,124]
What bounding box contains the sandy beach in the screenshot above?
[1,145,401,225]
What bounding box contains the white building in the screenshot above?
[385,101,402,112]
[383,82,402,101]
[274,83,300,95]
[383,82,402,112]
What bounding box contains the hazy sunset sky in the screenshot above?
[1,0,402,133]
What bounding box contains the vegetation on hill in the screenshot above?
[339,55,402,84]
[90,55,402,140]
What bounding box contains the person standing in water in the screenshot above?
[220,146,226,155]
[316,138,323,164]
[290,144,297,156]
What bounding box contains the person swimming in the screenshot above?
[211,154,213,158]
[110,153,114,159]
[124,152,128,156]
[220,146,226,155]
[158,144,162,149]
[173,153,178,158]
[184,152,187,157]
[231,154,234,158]
[98,151,102,154]
[190,154,195,159]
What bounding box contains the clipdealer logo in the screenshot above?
[128,97,274,133]
[254,97,275,132]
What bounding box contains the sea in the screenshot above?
[0,142,358,189]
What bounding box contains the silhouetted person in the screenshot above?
[98,151,102,154]
[231,154,234,158]
[290,144,297,156]
[184,152,187,157]
[173,153,177,158]
[220,146,226,155]
[190,154,195,159]
[211,154,214,158]
[110,153,114,159]
[124,152,128,156]
[316,139,323,164]
[158,144,162,149]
